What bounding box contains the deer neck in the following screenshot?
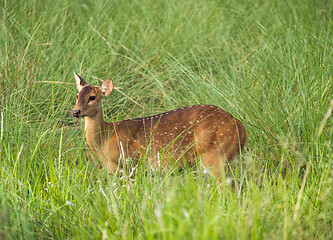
[84,110,106,150]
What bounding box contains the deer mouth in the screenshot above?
[73,115,84,119]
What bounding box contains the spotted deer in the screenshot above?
[72,73,247,181]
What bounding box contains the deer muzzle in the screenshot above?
[72,109,81,118]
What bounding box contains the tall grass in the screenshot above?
[1,0,332,239]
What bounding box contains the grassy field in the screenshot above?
[1,0,332,239]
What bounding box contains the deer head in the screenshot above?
[72,72,113,118]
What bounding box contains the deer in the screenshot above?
[72,73,247,182]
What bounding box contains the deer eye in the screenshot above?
[76,95,78,99]
[88,96,96,103]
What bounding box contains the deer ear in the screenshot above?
[74,72,87,92]
[101,79,113,96]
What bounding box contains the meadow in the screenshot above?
[0,0,332,239]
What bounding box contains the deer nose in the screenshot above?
[72,110,81,118]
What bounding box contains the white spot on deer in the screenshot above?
[200,115,203,118]
[189,131,192,134]
[181,108,184,109]
[175,127,178,130]
[166,113,169,115]
[220,133,224,136]
[164,132,167,134]
[189,121,193,124]
[169,133,173,136]
[222,121,225,124]
[141,145,145,149]
[134,140,137,142]
[183,126,186,128]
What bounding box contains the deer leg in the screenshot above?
[200,150,238,186]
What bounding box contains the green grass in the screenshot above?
[1,0,332,239]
